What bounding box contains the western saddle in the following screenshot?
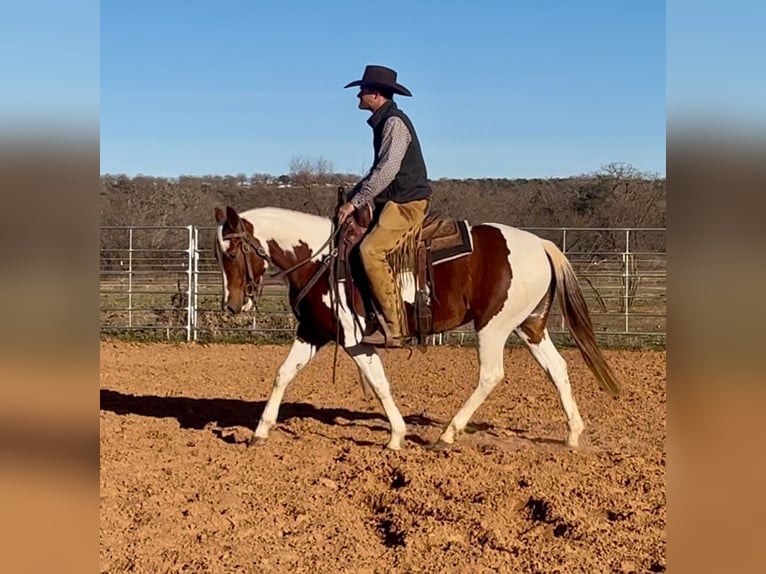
[336,203,472,346]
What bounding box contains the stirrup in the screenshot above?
[360,329,404,348]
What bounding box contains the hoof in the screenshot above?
[565,433,582,449]
[429,439,452,451]
[248,436,268,448]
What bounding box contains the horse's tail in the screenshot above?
[541,240,622,396]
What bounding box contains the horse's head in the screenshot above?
[213,206,268,314]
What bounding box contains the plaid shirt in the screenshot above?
[349,116,412,209]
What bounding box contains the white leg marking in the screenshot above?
[254,338,318,439]
[517,328,584,447]
[346,346,406,450]
[439,326,507,444]
[320,287,373,397]
[357,364,374,399]
[322,284,366,345]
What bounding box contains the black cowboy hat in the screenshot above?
[343,65,412,97]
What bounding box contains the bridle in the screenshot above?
[220,226,270,302]
[219,189,352,388]
[220,218,342,315]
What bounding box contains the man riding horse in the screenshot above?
[336,65,432,348]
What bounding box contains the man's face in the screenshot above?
[357,86,379,111]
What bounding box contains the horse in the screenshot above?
[213,205,621,451]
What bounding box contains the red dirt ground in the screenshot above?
[100,341,666,573]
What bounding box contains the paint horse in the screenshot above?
[213,205,621,451]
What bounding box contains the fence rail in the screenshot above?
[100,226,666,345]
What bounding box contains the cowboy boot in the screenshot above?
[361,318,404,347]
[360,268,404,347]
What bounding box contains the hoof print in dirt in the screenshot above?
[376,517,407,548]
[389,469,409,490]
[210,425,251,445]
[522,496,578,540]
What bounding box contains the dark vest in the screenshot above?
[367,100,431,211]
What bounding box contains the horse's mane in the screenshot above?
[239,206,329,225]
[238,207,332,255]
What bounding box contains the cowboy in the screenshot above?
[337,65,432,347]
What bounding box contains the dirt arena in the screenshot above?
[100,340,665,573]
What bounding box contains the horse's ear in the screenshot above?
[214,207,226,225]
[225,206,241,228]
[226,205,239,229]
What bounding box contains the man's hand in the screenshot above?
[337,202,356,225]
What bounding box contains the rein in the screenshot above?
[223,189,349,388]
[223,220,342,314]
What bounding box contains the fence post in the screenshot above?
[624,229,630,334]
[192,226,200,341]
[186,225,194,341]
[560,229,567,333]
[128,228,133,328]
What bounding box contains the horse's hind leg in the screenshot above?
[436,326,508,447]
[516,327,584,447]
[252,338,321,444]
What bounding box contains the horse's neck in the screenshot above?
[241,207,333,269]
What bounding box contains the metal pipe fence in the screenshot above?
[100,226,666,346]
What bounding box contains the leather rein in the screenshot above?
[221,188,352,390]
[222,218,343,316]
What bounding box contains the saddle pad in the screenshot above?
[430,220,473,265]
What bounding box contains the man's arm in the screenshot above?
[349,117,412,209]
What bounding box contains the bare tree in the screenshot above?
[289,155,335,214]
[249,173,273,185]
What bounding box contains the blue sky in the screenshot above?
[100,1,666,179]
[5,2,763,180]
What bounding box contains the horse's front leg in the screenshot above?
[347,345,406,450]
[251,337,320,445]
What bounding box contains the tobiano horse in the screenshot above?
[213,205,621,451]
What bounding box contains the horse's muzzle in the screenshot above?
[223,297,252,315]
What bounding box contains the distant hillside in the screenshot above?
[100,162,665,252]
